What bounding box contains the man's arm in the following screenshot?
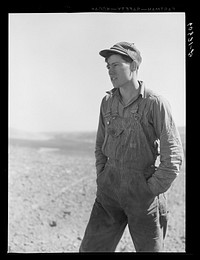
[95,98,108,175]
[147,95,184,195]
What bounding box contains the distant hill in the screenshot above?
[9,127,51,141]
[9,128,96,154]
[9,127,185,154]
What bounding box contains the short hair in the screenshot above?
[105,53,133,64]
[105,53,139,72]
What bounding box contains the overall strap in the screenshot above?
[137,88,153,117]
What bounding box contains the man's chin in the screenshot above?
[112,83,120,88]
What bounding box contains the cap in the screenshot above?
[99,42,142,67]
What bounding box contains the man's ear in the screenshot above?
[130,61,138,72]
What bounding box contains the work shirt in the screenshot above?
[95,81,183,196]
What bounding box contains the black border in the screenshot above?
[4,1,198,256]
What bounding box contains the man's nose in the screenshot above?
[109,67,115,75]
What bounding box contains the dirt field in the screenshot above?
[8,131,185,253]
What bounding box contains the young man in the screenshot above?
[79,42,183,252]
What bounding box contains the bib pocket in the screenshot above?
[102,113,124,158]
[104,113,124,136]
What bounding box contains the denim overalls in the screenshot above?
[80,90,169,252]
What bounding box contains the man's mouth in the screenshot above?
[110,77,117,81]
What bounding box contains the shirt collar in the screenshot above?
[106,80,146,98]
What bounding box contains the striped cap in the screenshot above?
[99,42,142,67]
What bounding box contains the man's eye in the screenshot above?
[106,64,118,69]
[113,64,119,68]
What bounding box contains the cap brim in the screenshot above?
[99,49,129,58]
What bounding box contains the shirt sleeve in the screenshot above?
[95,98,108,175]
[147,95,184,195]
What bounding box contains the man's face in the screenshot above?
[106,54,132,88]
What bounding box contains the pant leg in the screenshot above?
[79,194,127,252]
[128,205,163,252]
[127,194,168,252]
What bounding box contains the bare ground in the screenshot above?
[8,143,185,253]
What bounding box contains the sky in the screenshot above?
[9,13,185,133]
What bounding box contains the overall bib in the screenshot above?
[80,93,168,252]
